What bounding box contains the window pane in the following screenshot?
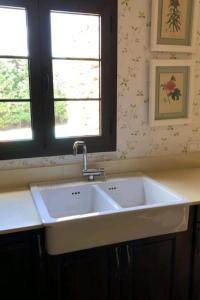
[54,101,100,138]
[0,7,28,56]
[53,60,100,99]
[0,102,32,141]
[51,12,100,59]
[0,59,30,99]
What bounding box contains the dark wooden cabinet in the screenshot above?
[47,245,122,300]
[191,206,200,300]
[47,208,195,300]
[126,234,191,300]
[0,229,45,300]
[126,239,174,300]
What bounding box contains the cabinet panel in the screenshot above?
[130,239,174,300]
[0,230,45,300]
[48,246,120,300]
[192,220,200,300]
[62,252,109,300]
[172,217,194,300]
[196,206,200,223]
[0,243,34,299]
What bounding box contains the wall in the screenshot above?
[1,0,200,170]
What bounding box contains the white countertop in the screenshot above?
[0,189,42,234]
[1,168,200,235]
[147,168,200,205]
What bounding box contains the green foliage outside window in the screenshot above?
[0,59,68,130]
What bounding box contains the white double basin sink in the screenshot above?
[31,175,189,255]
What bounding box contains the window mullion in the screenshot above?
[26,0,48,150]
[38,0,56,148]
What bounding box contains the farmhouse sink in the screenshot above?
[31,176,189,255]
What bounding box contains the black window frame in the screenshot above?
[0,0,117,160]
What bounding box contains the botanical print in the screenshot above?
[167,0,181,32]
[161,74,181,101]
[161,0,188,40]
[159,73,183,114]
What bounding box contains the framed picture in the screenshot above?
[151,0,198,53]
[149,60,194,126]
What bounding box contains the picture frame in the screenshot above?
[151,0,198,53]
[149,60,194,126]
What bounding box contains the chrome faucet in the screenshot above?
[73,141,88,171]
[73,141,105,181]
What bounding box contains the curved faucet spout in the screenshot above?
[73,141,87,171]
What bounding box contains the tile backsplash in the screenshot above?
[1,0,200,170]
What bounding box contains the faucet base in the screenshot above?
[82,168,105,181]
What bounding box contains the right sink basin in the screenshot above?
[98,176,184,209]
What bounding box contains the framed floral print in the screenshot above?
[151,0,198,53]
[149,60,194,126]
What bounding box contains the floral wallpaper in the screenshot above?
[1,0,200,169]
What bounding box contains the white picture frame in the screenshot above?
[149,60,194,126]
[151,0,198,53]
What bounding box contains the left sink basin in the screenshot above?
[31,182,119,223]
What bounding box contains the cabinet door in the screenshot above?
[130,238,174,300]
[123,208,194,300]
[48,245,121,300]
[0,230,44,300]
[191,207,200,300]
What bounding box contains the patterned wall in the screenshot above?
[117,0,200,160]
[1,0,200,169]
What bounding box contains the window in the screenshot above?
[0,7,32,142]
[0,0,117,159]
